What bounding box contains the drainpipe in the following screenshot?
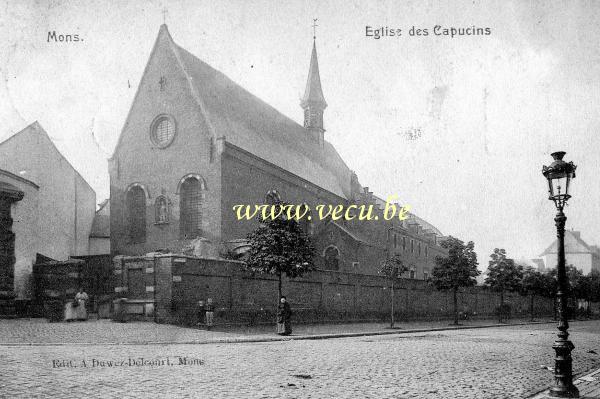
[153,256,157,323]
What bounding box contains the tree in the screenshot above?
[244,208,315,303]
[431,237,480,325]
[378,255,409,328]
[484,248,523,322]
[520,267,547,321]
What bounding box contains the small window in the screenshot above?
[409,269,416,279]
[394,233,397,248]
[411,240,414,253]
[352,261,360,268]
[324,246,340,270]
[423,271,429,280]
[425,246,428,258]
[402,236,406,251]
[298,203,312,235]
[418,242,421,257]
[150,115,176,148]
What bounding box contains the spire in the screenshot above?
[301,40,327,109]
[301,24,327,146]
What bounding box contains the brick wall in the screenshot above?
[114,255,558,326]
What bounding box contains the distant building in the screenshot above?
[539,230,600,275]
[0,122,98,313]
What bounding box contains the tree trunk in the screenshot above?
[390,280,395,328]
[453,287,459,325]
[278,272,282,302]
[499,290,504,323]
[530,292,535,322]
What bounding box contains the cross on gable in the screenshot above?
[162,8,168,24]
[159,75,167,91]
[312,18,318,39]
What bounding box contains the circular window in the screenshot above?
[150,115,176,148]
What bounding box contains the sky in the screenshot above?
[1,0,599,268]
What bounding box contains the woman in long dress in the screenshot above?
[276,296,292,335]
[74,288,89,321]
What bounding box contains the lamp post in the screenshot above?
[542,151,578,398]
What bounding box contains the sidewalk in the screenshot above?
[0,316,556,346]
[529,367,600,398]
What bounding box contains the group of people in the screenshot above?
[196,296,293,335]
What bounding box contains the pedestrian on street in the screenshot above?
[205,298,215,329]
[74,287,89,321]
[197,300,205,327]
[276,296,292,335]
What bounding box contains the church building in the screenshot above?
[109,25,447,277]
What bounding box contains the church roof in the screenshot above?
[174,44,349,198]
[139,25,351,199]
[301,41,327,108]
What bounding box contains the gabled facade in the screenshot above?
[110,25,448,277]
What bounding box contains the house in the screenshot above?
[539,230,600,275]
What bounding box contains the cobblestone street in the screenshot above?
[1,320,599,398]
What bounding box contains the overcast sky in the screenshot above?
[1,0,599,268]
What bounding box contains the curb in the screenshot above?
[0,320,556,347]
[528,366,600,398]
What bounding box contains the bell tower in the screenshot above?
[301,20,327,146]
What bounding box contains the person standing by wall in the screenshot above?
[205,298,215,329]
[74,287,89,321]
[197,300,205,327]
[276,296,292,335]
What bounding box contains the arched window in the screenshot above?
[323,246,340,271]
[126,186,146,243]
[155,196,169,224]
[409,268,416,279]
[180,177,202,238]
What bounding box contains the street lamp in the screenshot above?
[542,151,578,398]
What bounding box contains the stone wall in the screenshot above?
[113,255,558,325]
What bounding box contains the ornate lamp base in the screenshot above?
[549,338,579,398]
